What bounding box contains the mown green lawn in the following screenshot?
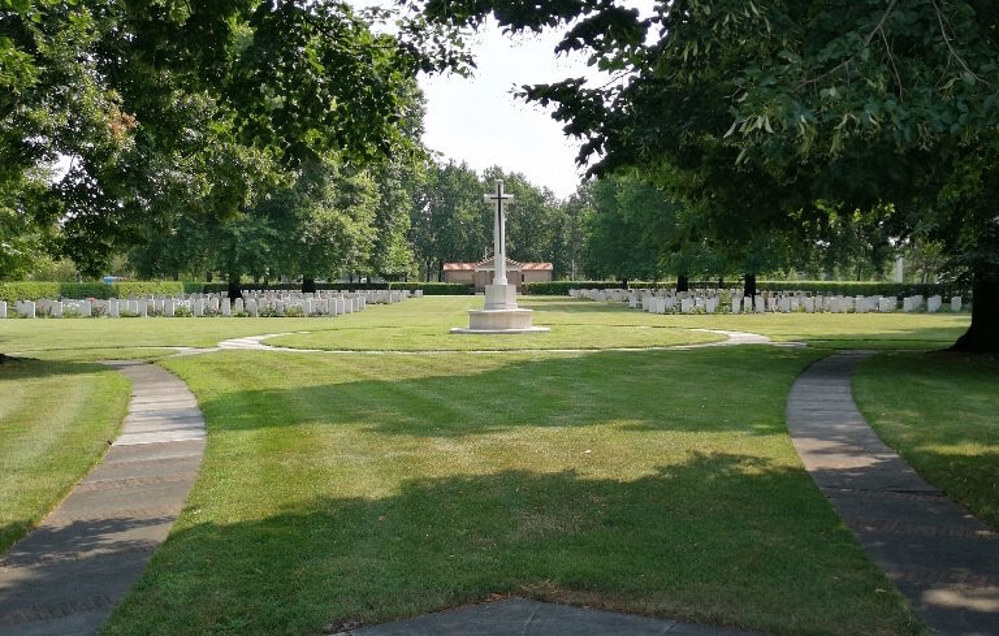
[0,358,131,552]
[268,296,970,352]
[854,352,999,529]
[103,348,925,636]
[2,296,987,635]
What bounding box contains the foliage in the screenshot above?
[1,0,454,276]
[415,0,999,349]
[0,280,188,301]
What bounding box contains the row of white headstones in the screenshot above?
[0,289,419,319]
[570,288,964,314]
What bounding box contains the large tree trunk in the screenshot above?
[951,266,999,353]
[676,274,689,292]
[227,274,242,301]
[743,272,757,299]
[302,276,316,293]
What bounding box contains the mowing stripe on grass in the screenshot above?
[0,362,205,636]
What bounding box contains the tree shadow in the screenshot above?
[196,348,813,438]
[103,453,922,636]
[0,357,115,381]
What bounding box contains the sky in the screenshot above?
[418,26,597,199]
[350,1,604,199]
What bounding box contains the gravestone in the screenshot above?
[0,301,5,319]
[246,298,258,317]
[221,299,231,317]
[109,299,120,318]
[79,300,91,317]
[193,300,205,317]
[51,301,63,318]
[754,296,765,313]
[803,297,815,313]
[164,299,175,317]
[234,298,244,314]
[743,296,753,313]
[731,296,741,314]
[680,298,694,313]
[951,296,962,312]
[927,295,942,313]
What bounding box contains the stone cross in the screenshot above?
[484,179,513,286]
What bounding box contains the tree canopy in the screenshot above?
[416,0,999,350]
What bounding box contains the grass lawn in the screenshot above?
[0,315,357,361]
[267,296,971,352]
[853,352,999,529]
[103,347,925,636]
[0,358,131,552]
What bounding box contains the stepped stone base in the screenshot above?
[451,308,550,334]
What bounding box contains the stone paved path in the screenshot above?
[0,362,205,636]
[787,351,999,635]
[342,598,761,636]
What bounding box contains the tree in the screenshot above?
[409,159,485,280]
[2,0,456,278]
[482,167,563,272]
[416,0,999,350]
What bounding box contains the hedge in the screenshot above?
[387,282,472,295]
[197,282,473,295]
[0,281,188,302]
[522,280,970,299]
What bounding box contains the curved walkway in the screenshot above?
[211,328,774,355]
[787,352,999,635]
[0,362,205,636]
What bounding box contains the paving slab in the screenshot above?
[342,598,761,636]
[0,361,206,636]
[787,352,999,635]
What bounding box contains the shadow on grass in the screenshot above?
[104,453,921,636]
[197,348,812,438]
[0,357,116,382]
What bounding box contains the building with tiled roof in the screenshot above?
[443,256,553,291]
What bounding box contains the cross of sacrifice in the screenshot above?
[484,179,514,286]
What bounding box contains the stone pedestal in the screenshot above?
[452,284,550,334]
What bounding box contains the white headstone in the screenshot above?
[247,298,258,317]
[79,300,91,318]
[51,301,63,318]
[927,295,942,313]
[803,297,815,314]
[221,299,231,316]
[164,298,175,317]
[754,296,765,313]
[137,300,148,317]
[951,296,962,312]
[731,297,742,314]
[234,298,244,314]
[0,301,6,319]
[109,299,120,318]
[193,299,205,317]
